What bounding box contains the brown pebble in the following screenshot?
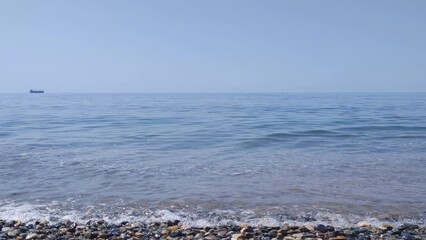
[305,225,315,232]
[292,233,304,238]
[169,225,179,231]
[181,225,191,230]
[240,223,249,228]
[231,233,244,240]
[330,236,346,240]
[317,232,326,238]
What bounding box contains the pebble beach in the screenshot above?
[1,219,425,240]
[2,0,426,238]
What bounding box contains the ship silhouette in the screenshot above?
[30,89,44,93]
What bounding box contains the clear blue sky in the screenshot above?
[1,1,425,93]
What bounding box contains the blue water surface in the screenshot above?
[0,93,425,224]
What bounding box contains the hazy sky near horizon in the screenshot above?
[1,1,425,93]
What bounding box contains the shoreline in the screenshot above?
[1,219,425,240]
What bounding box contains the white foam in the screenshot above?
[249,217,281,227]
[0,201,423,228]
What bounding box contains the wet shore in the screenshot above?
[0,219,424,240]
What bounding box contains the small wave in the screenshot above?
[240,130,357,148]
[337,125,426,132]
[0,132,10,137]
[373,135,426,140]
[0,201,424,228]
[265,130,355,139]
[265,133,296,138]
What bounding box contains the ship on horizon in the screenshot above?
[29,89,44,93]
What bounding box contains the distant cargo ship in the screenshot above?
[30,89,44,93]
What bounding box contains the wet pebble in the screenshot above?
[7,229,19,237]
[0,219,423,240]
[399,223,419,230]
[25,233,38,240]
[316,224,327,233]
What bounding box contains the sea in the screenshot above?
[0,93,425,227]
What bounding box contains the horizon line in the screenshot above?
[1,91,426,94]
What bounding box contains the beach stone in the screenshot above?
[25,233,38,240]
[305,225,315,232]
[330,236,346,240]
[329,231,344,237]
[399,223,419,230]
[326,225,335,232]
[292,233,304,238]
[379,224,393,230]
[3,222,12,227]
[98,231,108,238]
[217,230,227,237]
[204,235,219,240]
[76,225,85,230]
[194,233,204,239]
[344,229,355,236]
[169,225,179,231]
[357,221,371,227]
[230,225,241,232]
[169,230,183,238]
[84,230,93,239]
[244,232,254,239]
[240,223,249,228]
[303,232,316,238]
[7,230,19,237]
[241,226,254,233]
[173,220,180,226]
[231,233,244,240]
[134,232,144,237]
[401,232,415,240]
[281,224,290,231]
[131,222,141,228]
[268,229,278,237]
[316,224,327,233]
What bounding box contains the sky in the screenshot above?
[0,1,425,93]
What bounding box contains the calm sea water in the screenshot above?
[0,93,425,226]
